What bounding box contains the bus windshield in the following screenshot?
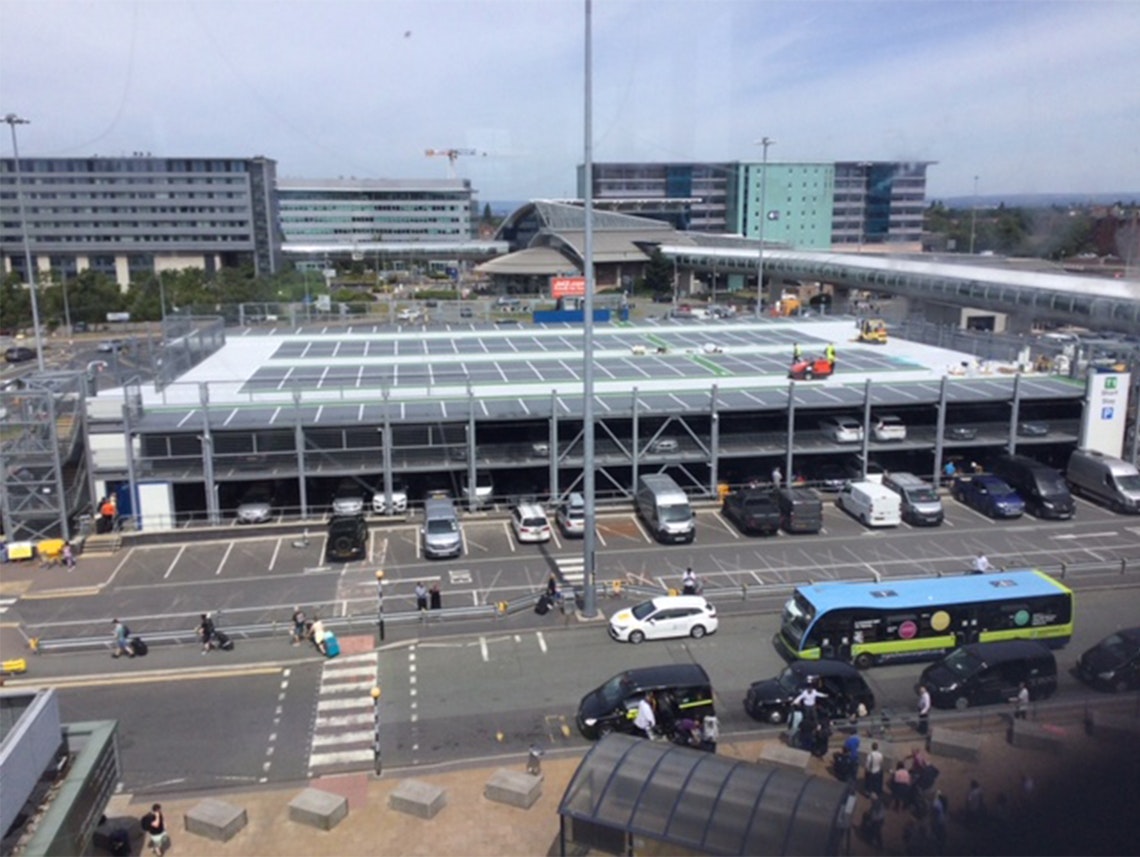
[781,595,814,647]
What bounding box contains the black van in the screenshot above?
[777,487,823,534]
[326,514,368,562]
[918,640,1057,710]
[992,455,1075,519]
[576,663,714,740]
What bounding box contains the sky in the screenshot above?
[2,0,1138,203]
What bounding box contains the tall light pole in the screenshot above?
[4,113,46,371]
[580,0,598,619]
[968,175,980,255]
[754,137,774,319]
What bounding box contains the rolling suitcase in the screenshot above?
[535,594,552,616]
[323,631,340,658]
[130,637,148,657]
[214,630,234,651]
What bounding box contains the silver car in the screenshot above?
[236,483,275,524]
[332,479,367,516]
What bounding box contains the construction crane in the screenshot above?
[424,147,486,179]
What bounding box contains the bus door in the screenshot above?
[956,609,980,646]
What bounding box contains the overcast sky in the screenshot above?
[3,0,1138,203]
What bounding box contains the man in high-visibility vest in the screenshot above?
[825,343,837,368]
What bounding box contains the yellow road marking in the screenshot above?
[5,665,281,690]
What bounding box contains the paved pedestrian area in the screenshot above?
[93,718,1137,857]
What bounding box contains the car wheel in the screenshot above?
[768,710,784,725]
[805,368,814,380]
[954,696,970,711]
[690,625,707,639]
[1114,679,1131,693]
[860,512,869,525]
[628,630,645,645]
[854,652,874,670]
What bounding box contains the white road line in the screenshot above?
[215,542,234,575]
[319,677,377,694]
[317,696,373,712]
[536,631,548,653]
[311,729,373,746]
[267,538,281,571]
[312,713,374,729]
[308,748,373,767]
[163,545,186,580]
[480,636,489,662]
[1053,532,1116,539]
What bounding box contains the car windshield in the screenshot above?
[1116,474,1140,491]
[911,488,939,502]
[631,600,660,621]
[776,668,802,693]
[599,673,637,709]
[1036,474,1068,494]
[940,648,985,679]
[659,503,692,523]
[1098,633,1140,658]
[426,519,457,534]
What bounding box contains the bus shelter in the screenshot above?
[557,734,854,856]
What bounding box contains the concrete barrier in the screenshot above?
[288,788,348,831]
[389,779,447,819]
[484,769,542,809]
[758,743,812,771]
[1086,710,1140,746]
[1009,720,1066,754]
[929,727,982,762]
[184,798,247,842]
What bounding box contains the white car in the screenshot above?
[371,484,408,515]
[608,595,718,644]
[510,502,551,543]
[556,492,586,537]
[396,307,423,322]
[820,415,864,443]
[873,415,907,442]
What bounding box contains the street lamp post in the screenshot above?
[4,113,46,372]
[754,137,774,319]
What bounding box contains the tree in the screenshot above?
[0,272,31,331]
[641,247,674,297]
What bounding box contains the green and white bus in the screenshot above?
[776,570,1074,668]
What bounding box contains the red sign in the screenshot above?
[550,276,586,299]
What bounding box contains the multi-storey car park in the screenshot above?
[55,313,1105,534]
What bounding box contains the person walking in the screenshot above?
[681,567,700,595]
[771,466,783,490]
[793,678,827,725]
[916,684,932,735]
[140,803,169,856]
[62,542,76,569]
[825,342,837,368]
[792,342,802,362]
[430,582,442,610]
[786,704,805,748]
[415,582,429,612]
[634,692,657,740]
[111,618,134,658]
[861,793,886,849]
[864,740,884,796]
[309,614,327,655]
[1010,681,1030,719]
[890,761,913,811]
[971,552,992,574]
[290,607,307,645]
[197,613,216,654]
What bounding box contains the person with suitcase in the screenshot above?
[323,630,340,658]
[197,613,216,654]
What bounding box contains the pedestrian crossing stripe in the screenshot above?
[556,557,584,584]
[308,650,380,774]
[0,598,15,614]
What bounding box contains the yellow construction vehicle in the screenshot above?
[857,318,888,344]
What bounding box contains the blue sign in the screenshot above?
[1102,406,1114,420]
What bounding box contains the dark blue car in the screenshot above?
[951,474,1025,518]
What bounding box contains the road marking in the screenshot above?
[480,636,489,661]
[555,556,584,585]
[215,541,234,575]
[0,597,15,615]
[267,538,281,571]
[12,666,281,690]
[308,649,379,776]
[317,696,373,712]
[536,631,548,653]
[163,545,186,579]
[308,748,374,767]
[1053,532,1116,540]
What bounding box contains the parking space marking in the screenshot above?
[215,542,234,575]
[267,538,282,571]
[712,513,740,538]
[163,545,186,580]
[502,521,515,552]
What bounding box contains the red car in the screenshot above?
[788,356,834,380]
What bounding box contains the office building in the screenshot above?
[0,155,282,286]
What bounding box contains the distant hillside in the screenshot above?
[936,192,1140,208]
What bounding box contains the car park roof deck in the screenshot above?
[122,318,1084,430]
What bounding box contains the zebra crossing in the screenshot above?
[0,598,15,616]
[555,556,584,586]
[307,651,379,776]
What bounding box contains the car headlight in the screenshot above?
[1097,670,1116,680]
[584,717,597,727]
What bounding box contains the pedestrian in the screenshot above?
[793,678,828,725]
[861,793,886,849]
[825,342,837,368]
[430,582,442,610]
[99,496,115,533]
[930,790,948,854]
[140,803,169,856]
[197,613,216,654]
[700,713,719,753]
[1010,681,1030,719]
[786,704,805,748]
[890,760,913,811]
[943,459,957,478]
[792,342,802,362]
[771,466,782,489]
[634,692,657,739]
[865,740,884,796]
[916,684,931,735]
[546,574,559,600]
[62,541,75,569]
[971,552,992,574]
[681,567,700,595]
[965,779,986,824]
[309,614,327,655]
[290,607,307,645]
[112,618,134,658]
[415,582,428,612]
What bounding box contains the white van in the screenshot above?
[836,480,902,527]
[1066,448,1140,513]
[635,474,695,543]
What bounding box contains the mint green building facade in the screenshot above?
[730,163,835,250]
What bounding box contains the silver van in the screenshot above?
[421,498,463,558]
[635,474,695,543]
[882,472,943,525]
[1066,448,1140,513]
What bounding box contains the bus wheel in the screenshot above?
[854,653,873,670]
[954,696,970,710]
